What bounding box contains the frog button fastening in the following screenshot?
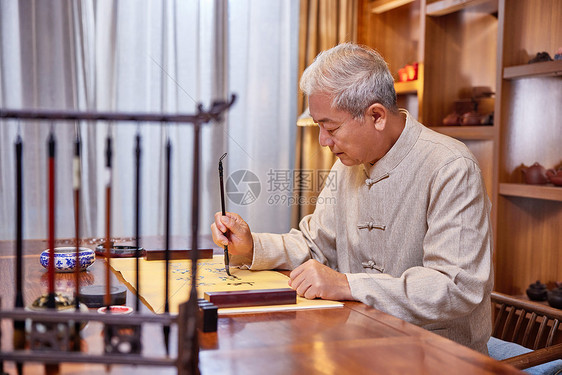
[365,173,389,187]
[361,260,384,273]
[357,222,386,231]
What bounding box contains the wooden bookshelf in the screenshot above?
[495,0,562,295]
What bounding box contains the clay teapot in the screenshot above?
[547,283,562,309]
[526,280,548,301]
[546,168,562,186]
[521,163,548,185]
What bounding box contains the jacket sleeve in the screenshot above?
[242,183,339,271]
[346,157,493,326]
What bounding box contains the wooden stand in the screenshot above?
[0,297,177,369]
[0,99,236,374]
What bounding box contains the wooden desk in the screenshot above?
[0,240,521,374]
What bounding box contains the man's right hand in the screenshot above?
[211,212,254,258]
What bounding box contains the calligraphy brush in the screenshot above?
[163,135,172,355]
[46,125,60,375]
[13,132,25,375]
[103,127,113,374]
[104,128,112,311]
[134,130,142,313]
[218,153,230,276]
[72,124,82,351]
[47,127,56,309]
[188,122,201,373]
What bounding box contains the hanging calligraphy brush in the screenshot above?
[101,125,114,373]
[218,153,230,276]
[134,128,142,313]
[13,130,25,375]
[47,126,56,309]
[45,124,60,375]
[72,123,82,351]
[187,120,202,373]
[104,126,113,311]
[163,130,172,355]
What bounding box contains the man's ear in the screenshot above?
[366,103,387,131]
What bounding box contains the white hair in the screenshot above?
[300,43,398,118]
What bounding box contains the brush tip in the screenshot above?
[163,325,171,355]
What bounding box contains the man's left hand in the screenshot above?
[288,259,352,300]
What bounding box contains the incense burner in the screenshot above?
[40,247,95,272]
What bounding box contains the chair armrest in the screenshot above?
[503,343,562,370]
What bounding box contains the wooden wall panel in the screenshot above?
[496,197,562,294]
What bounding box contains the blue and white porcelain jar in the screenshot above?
[40,247,95,272]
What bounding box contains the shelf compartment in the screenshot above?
[394,80,419,94]
[370,0,415,13]
[426,0,498,16]
[429,125,494,140]
[503,60,562,80]
[499,183,562,202]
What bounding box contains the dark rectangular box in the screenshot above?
[204,288,297,308]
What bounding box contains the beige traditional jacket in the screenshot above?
[240,111,493,354]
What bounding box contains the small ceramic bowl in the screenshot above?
[40,247,95,272]
[97,305,133,314]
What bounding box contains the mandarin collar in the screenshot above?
[362,109,422,179]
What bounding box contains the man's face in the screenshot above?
[309,92,380,166]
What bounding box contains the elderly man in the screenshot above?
[211,43,493,354]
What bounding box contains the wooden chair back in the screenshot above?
[491,291,562,369]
